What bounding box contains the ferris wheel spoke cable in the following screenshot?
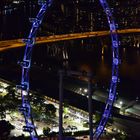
[17,0,119,140]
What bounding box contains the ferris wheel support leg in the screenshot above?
[88,72,93,140]
[59,70,64,140]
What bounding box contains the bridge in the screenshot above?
[0,28,140,52]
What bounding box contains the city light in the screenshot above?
[119,101,123,105]
[22,90,28,96]
[84,89,88,93]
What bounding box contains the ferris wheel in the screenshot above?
[17,0,119,139]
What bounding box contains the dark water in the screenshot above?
[0,38,140,101]
[72,45,140,100]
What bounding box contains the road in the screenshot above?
[0,28,140,52]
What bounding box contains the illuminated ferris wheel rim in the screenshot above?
[18,0,119,140]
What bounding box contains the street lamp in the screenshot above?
[84,89,88,93]
[119,101,123,106]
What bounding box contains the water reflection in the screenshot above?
[76,41,140,99]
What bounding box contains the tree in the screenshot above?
[5,85,16,100]
[0,96,6,119]
[31,95,47,121]
[5,85,21,111]
[94,113,101,125]
[31,95,46,110]
[0,120,15,140]
[43,127,51,136]
[0,85,20,119]
[45,104,56,118]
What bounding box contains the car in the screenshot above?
[64,127,71,132]
[71,126,77,130]
[64,115,69,119]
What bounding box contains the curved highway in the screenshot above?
[0,28,140,52]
